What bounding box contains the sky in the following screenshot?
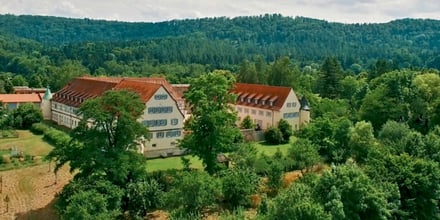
[0,0,439,24]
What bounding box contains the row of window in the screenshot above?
[156,130,182,139]
[52,112,79,128]
[286,102,298,108]
[142,118,179,127]
[283,112,299,118]
[154,94,168,100]
[237,107,272,117]
[147,106,173,114]
[52,103,77,114]
[239,97,275,106]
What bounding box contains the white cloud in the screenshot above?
[0,0,438,23]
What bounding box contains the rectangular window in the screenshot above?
[148,106,173,114]
[259,110,264,116]
[292,102,297,107]
[287,103,291,108]
[251,109,256,115]
[171,118,178,125]
[237,107,242,112]
[154,94,168,100]
[166,130,182,138]
[142,119,168,127]
[266,111,272,117]
[244,108,249,113]
[156,132,164,139]
[283,112,300,118]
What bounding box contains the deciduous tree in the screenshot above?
[47,90,148,185]
[180,70,242,174]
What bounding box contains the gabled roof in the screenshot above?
[231,83,293,110]
[0,93,41,103]
[113,80,162,102]
[52,77,184,110]
[52,77,119,107]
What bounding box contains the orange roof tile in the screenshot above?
[113,80,162,102]
[52,77,119,107]
[0,93,41,103]
[51,77,183,109]
[231,83,292,110]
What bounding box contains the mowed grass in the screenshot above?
[0,130,53,156]
[147,137,296,171]
[146,155,203,172]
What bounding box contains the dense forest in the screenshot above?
[0,14,440,92]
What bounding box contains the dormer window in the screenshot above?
[254,99,258,104]
[247,98,251,103]
[269,101,273,106]
[261,100,266,105]
[240,97,244,102]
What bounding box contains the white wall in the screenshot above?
[140,87,185,156]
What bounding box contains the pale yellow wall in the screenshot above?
[300,110,310,127]
[235,89,302,130]
[41,99,52,120]
[235,105,276,130]
[279,90,301,130]
[140,87,184,155]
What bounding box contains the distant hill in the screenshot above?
[0,14,439,69]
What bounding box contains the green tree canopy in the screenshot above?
[180,70,242,174]
[47,89,148,185]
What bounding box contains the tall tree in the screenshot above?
[318,57,342,99]
[180,70,242,174]
[47,90,149,185]
[268,56,295,87]
[237,60,258,84]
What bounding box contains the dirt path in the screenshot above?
[0,164,73,220]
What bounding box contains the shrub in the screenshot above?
[2,155,11,164]
[218,206,247,220]
[30,123,49,135]
[43,128,70,147]
[264,127,284,145]
[240,115,254,129]
[220,168,259,208]
[126,178,164,218]
[56,177,123,219]
[165,171,221,212]
[278,119,293,143]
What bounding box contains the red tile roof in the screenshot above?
[0,93,41,103]
[113,80,162,102]
[52,77,119,107]
[231,83,293,110]
[52,77,183,108]
[171,84,190,99]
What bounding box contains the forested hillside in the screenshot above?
[1,14,440,70]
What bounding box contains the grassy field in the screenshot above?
[147,137,295,171]
[0,130,54,171]
[0,130,53,156]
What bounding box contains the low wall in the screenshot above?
[241,129,265,142]
[144,147,186,159]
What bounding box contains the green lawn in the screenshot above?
[146,155,203,172]
[147,137,296,172]
[0,130,53,156]
[0,130,54,171]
